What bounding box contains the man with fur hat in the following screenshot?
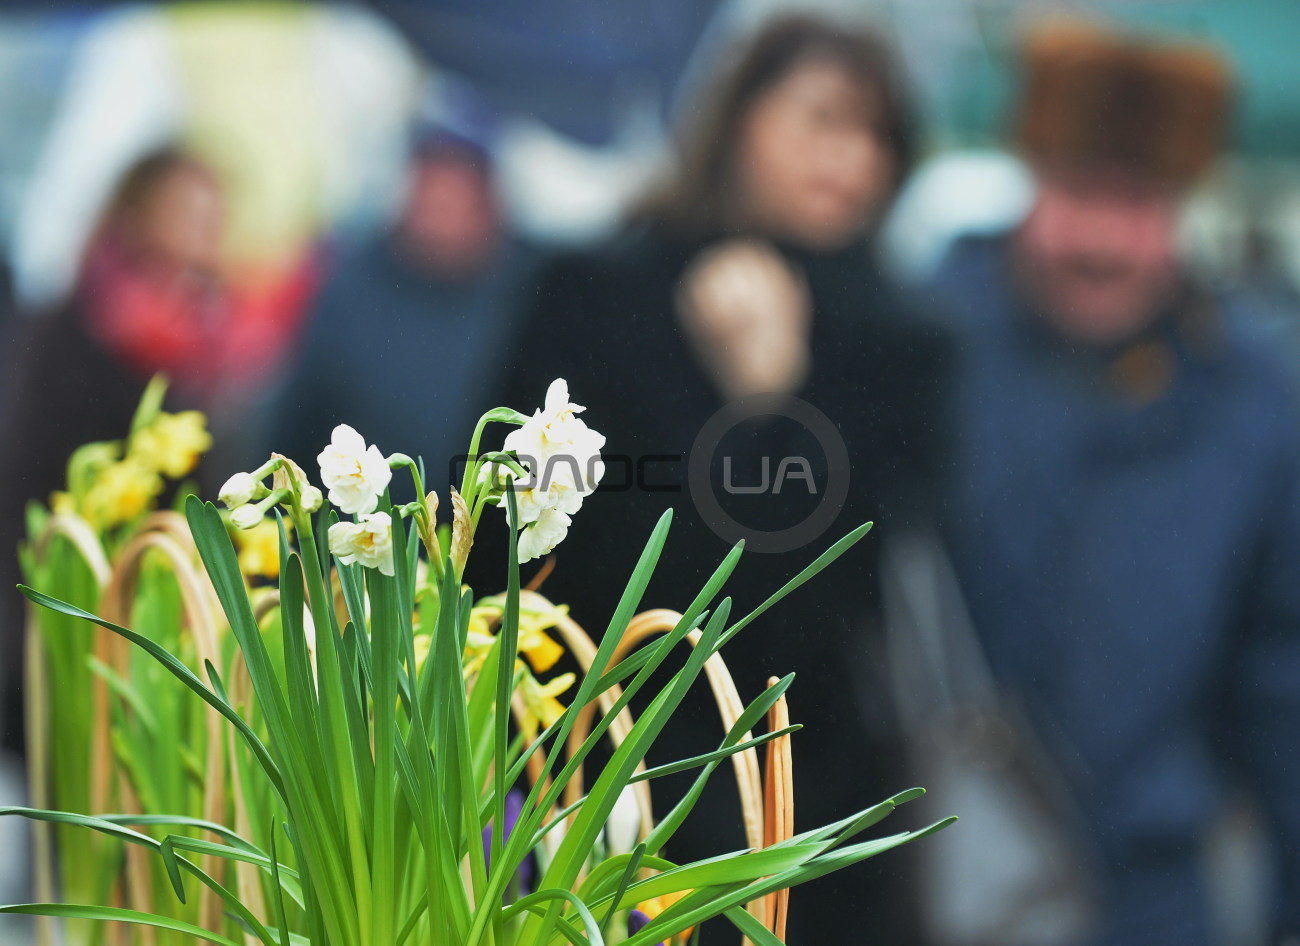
[930,21,1300,946]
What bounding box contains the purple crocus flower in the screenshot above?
[483,788,534,895]
[627,908,663,946]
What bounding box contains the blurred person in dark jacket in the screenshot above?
[487,16,952,944]
[0,147,313,752]
[931,22,1300,946]
[269,128,525,491]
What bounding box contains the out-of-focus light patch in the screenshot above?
[1178,158,1300,285]
[10,4,419,311]
[494,104,665,245]
[0,751,31,942]
[881,149,1033,284]
[1271,186,1300,285]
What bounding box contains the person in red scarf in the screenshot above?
[0,147,315,754]
[75,148,314,403]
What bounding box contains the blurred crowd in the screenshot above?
[2,3,1300,945]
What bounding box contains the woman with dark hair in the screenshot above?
[491,15,950,942]
[0,148,314,753]
[71,149,313,409]
[643,14,914,243]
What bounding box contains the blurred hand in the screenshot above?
[675,239,812,400]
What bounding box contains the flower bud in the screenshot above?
[604,785,642,856]
[300,484,324,513]
[230,504,264,530]
[451,487,473,575]
[219,472,258,508]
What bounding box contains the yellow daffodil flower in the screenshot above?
[469,605,497,637]
[234,518,290,580]
[82,457,163,528]
[518,603,567,672]
[130,410,212,479]
[518,620,565,673]
[65,440,120,497]
[462,615,498,678]
[516,668,575,741]
[639,890,690,919]
[637,890,695,944]
[471,591,569,672]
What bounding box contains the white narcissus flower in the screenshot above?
[477,458,512,493]
[507,476,583,527]
[219,471,259,508]
[516,506,571,564]
[328,512,395,576]
[503,378,605,526]
[317,425,392,515]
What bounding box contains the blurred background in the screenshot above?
[0,1,1297,314]
[2,1,1300,945]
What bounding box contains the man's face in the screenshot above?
[1015,167,1181,344]
[398,152,500,279]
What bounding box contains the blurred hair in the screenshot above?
[637,14,916,238]
[411,128,492,171]
[98,147,216,234]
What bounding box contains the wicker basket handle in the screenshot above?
[564,609,767,854]
[97,521,229,935]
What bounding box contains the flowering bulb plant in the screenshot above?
[17,377,236,946]
[8,378,952,946]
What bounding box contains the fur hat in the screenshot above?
[1015,21,1233,187]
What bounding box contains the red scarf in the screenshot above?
[78,235,316,401]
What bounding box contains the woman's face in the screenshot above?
[134,165,224,274]
[735,58,894,249]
